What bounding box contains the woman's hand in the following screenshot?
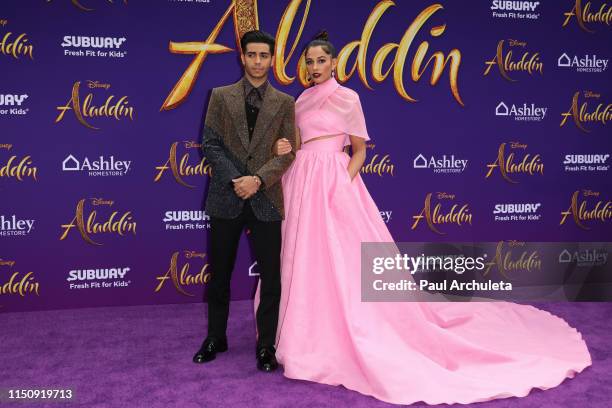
[273,138,292,156]
[347,168,356,181]
[346,135,366,181]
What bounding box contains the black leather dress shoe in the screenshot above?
[256,346,278,372]
[193,337,228,364]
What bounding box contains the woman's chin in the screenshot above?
[312,76,331,84]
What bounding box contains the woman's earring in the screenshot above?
[306,74,312,82]
[332,69,336,78]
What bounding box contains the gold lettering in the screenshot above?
[411,192,471,234]
[55,81,134,129]
[0,272,40,297]
[561,91,611,132]
[165,1,464,108]
[161,2,235,110]
[360,154,395,176]
[0,155,38,181]
[154,142,212,187]
[562,0,612,33]
[484,242,541,279]
[0,32,33,60]
[60,198,136,245]
[154,251,211,295]
[560,190,612,229]
[485,143,544,183]
[484,40,543,81]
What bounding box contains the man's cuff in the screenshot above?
[226,172,242,187]
[254,174,265,190]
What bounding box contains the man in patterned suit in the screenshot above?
[193,30,296,372]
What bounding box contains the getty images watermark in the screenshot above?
[361,241,612,302]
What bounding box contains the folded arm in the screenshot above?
[201,89,242,185]
[254,97,297,189]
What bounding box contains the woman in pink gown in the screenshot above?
[269,32,591,405]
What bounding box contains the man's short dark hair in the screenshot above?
[240,30,275,56]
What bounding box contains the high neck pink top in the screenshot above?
[295,77,370,146]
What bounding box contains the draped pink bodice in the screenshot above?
[295,77,370,147]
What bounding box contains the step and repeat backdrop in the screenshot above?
[1,0,610,312]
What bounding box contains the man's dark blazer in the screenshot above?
[201,79,296,221]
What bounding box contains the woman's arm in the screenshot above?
[347,135,366,180]
[295,126,301,150]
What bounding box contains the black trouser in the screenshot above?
[207,202,281,349]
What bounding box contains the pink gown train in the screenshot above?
[259,77,591,405]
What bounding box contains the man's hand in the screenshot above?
[232,176,261,199]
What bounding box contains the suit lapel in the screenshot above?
[224,81,250,151]
[249,85,283,153]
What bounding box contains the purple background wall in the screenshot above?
[1,0,610,312]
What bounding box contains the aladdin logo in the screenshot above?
[61,36,127,58]
[485,142,544,183]
[562,0,612,33]
[0,260,40,299]
[0,152,38,182]
[564,153,610,172]
[493,203,542,221]
[46,0,128,12]
[560,189,611,229]
[162,1,464,110]
[495,101,547,121]
[484,39,543,81]
[483,241,541,279]
[163,210,211,231]
[59,198,137,245]
[558,53,608,72]
[0,215,35,236]
[62,154,132,176]
[154,141,211,188]
[154,250,211,296]
[559,248,608,267]
[560,91,610,132]
[413,153,467,173]
[0,30,34,60]
[411,192,472,235]
[360,147,395,176]
[55,80,135,130]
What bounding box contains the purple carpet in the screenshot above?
[1,301,610,407]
